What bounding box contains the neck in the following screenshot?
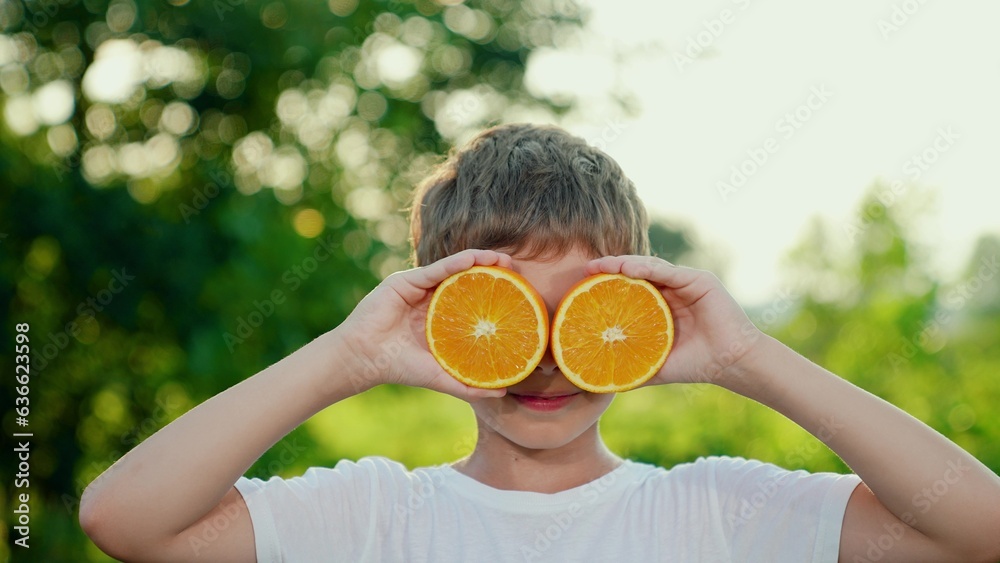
[452,421,623,493]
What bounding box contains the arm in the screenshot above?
[587,256,1000,563]
[79,249,508,562]
[80,330,351,562]
[736,336,1000,562]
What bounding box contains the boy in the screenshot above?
[80,124,1000,562]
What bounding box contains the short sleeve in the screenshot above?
[234,457,406,562]
[708,456,861,563]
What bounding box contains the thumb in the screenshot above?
[415,357,507,401]
[437,375,508,402]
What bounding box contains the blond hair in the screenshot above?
[409,123,649,266]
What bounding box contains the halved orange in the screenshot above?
[551,273,674,393]
[426,266,549,388]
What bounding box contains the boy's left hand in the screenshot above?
[591,257,1000,563]
[585,255,764,390]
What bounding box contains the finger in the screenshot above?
[587,256,701,290]
[620,259,700,289]
[408,354,507,400]
[407,249,505,291]
[585,255,668,275]
[584,256,619,275]
[429,371,507,401]
[389,249,506,305]
[493,251,514,269]
[464,385,509,400]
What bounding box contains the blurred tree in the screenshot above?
[763,186,1000,472]
[0,0,585,559]
[955,234,1000,316]
[648,217,691,262]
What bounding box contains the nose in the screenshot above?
[535,346,558,375]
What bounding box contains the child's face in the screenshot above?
[468,247,616,451]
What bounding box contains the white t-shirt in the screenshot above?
[234,456,861,562]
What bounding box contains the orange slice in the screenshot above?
[551,273,674,393]
[426,266,549,388]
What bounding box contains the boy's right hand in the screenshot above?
[337,249,510,401]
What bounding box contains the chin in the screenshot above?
[496,424,588,450]
[470,393,614,451]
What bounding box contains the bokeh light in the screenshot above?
[293,208,326,238]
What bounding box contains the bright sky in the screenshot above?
[526,0,1000,305]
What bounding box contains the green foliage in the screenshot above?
[2,2,998,561]
[769,190,1000,473]
[1,0,582,558]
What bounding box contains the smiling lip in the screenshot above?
[509,392,579,412]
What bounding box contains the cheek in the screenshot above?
[581,393,615,418]
[468,397,515,432]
